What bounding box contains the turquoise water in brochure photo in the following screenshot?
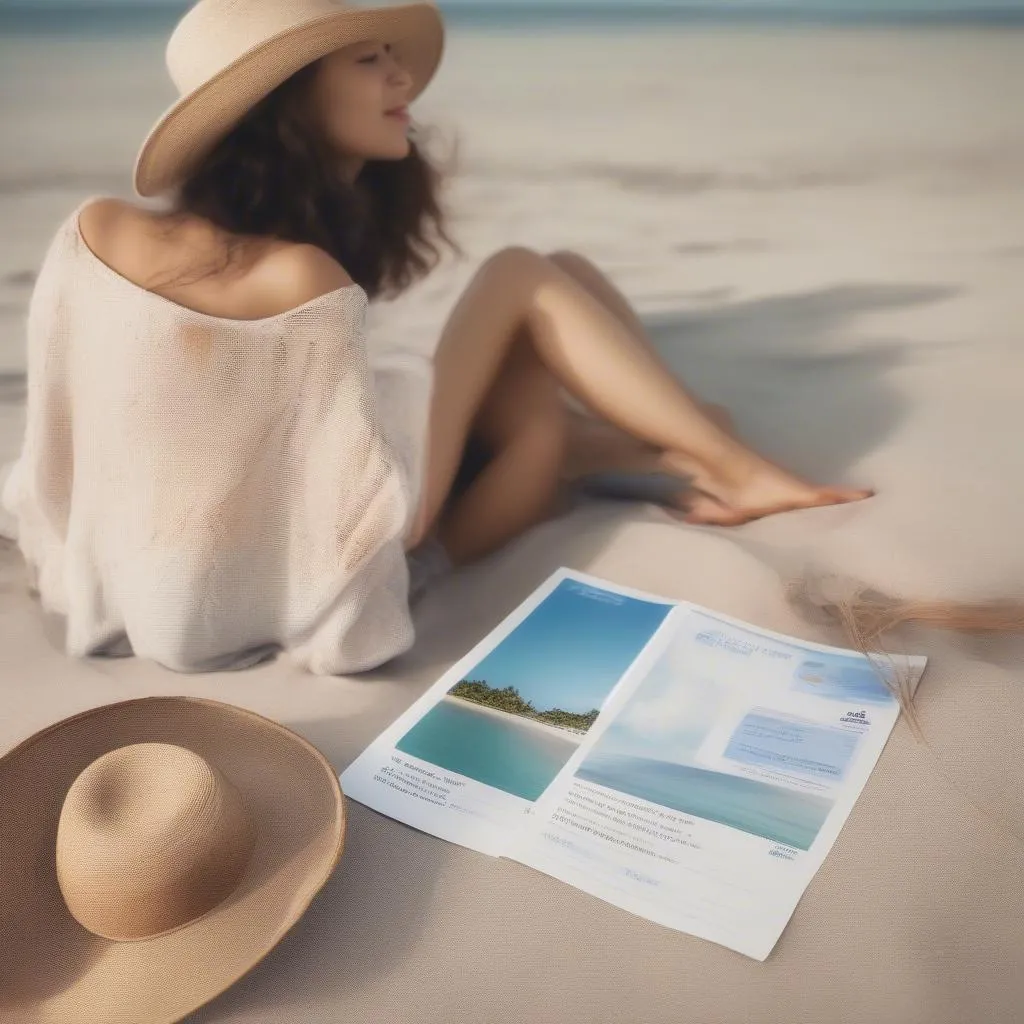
[395,577,674,801]
[576,751,834,851]
[396,698,581,802]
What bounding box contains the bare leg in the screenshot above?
[547,249,657,346]
[433,253,729,559]
[434,333,568,564]
[407,246,872,548]
[545,250,736,479]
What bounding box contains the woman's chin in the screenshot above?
[386,139,413,161]
[355,135,411,163]
[381,132,413,160]
[343,130,413,165]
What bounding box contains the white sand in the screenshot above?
[2,29,1023,545]
[3,25,1024,1024]
[2,25,1023,585]
[444,694,585,743]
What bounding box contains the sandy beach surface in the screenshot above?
[2,17,1024,1024]
[2,24,1024,591]
[445,693,585,742]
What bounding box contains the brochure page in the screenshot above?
[503,603,926,960]
[340,569,677,855]
[341,568,925,958]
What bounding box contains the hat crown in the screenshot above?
[167,0,370,95]
[56,742,257,941]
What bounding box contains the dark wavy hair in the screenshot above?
[154,56,459,300]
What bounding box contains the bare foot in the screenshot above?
[659,449,874,526]
[560,404,871,527]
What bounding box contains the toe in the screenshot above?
[822,487,875,505]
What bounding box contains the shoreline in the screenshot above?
[444,695,585,744]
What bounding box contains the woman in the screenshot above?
[2,0,871,675]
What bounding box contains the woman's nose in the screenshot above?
[388,58,413,90]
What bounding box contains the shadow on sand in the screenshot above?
[400,279,958,674]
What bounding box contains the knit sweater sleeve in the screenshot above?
[1,225,75,611]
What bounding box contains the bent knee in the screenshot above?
[477,245,550,288]
[480,247,592,284]
[545,249,584,269]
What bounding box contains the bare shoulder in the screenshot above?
[77,195,171,277]
[76,196,164,290]
[250,243,356,312]
[76,199,356,320]
[77,196,137,242]
[77,195,121,222]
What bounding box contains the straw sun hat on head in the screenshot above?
[133,0,446,197]
[0,696,346,1024]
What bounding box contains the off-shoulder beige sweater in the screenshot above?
[1,198,435,674]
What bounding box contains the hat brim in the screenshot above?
[133,3,444,198]
[0,696,345,1024]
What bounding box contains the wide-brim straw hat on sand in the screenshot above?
[134,0,446,197]
[0,696,346,1024]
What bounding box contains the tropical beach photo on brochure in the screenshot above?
[394,576,673,800]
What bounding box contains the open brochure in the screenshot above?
[341,568,926,961]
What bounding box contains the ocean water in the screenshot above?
[576,751,834,850]
[395,698,579,801]
[2,3,1023,38]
